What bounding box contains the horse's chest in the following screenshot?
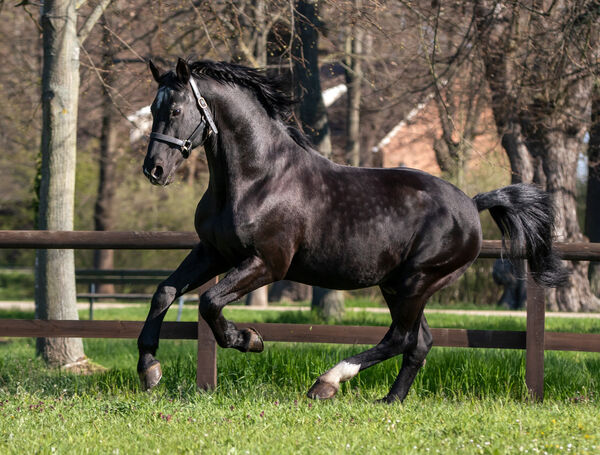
[195,209,254,256]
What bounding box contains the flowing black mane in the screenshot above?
[161,60,312,150]
[191,61,293,119]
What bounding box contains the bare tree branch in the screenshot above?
[77,0,111,45]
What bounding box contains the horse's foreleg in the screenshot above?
[138,243,226,390]
[199,256,273,352]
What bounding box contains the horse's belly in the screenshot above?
[284,247,398,290]
[284,266,377,290]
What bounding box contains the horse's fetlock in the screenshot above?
[137,339,157,354]
[137,352,158,373]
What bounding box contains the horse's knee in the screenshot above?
[152,284,177,311]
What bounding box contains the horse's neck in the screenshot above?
[201,86,328,203]
[206,116,302,199]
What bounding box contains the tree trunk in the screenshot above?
[500,125,535,184]
[586,84,600,294]
[293,0,332,157]
[311,286,345,322]
[93,18,117,295]
[294,0,343,318]
[269,280,312,302]
[36,0,85,366]
[254,0,268,67]
[246,286,268,307]
[344,0,363,166]
[543,126,599,312]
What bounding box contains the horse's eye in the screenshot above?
[172,108,182,117]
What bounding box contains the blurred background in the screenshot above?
[0,0,597,313]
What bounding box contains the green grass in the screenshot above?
[0,307,599,453]
[0,338,598,454]
[0,270,34,300]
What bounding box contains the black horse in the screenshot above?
[138,58,568,403]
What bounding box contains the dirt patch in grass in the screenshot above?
[61,357,108,375]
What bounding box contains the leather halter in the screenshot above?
[149,77,218,159]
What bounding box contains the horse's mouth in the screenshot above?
[148,176,172,186]
[143,166,172,186]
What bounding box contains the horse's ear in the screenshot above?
[149,60,163,83]
[176,58,191,84]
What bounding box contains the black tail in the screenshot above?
[473,183,569,287]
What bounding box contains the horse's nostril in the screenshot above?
[152,166,164,180]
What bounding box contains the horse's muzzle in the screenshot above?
[142,164,167,186]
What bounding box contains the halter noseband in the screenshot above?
[149,77,218,159]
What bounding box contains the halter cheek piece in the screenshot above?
[149,77,218,159]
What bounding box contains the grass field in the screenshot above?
[0,306,599,454]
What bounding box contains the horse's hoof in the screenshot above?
[375,395,401,405]
[139,362,162,391]
[307,379,339,400]
[242,327,264,353]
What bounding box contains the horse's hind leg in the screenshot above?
[307,291,427,401]
[376,263,474,403]
[378,314,432,403]
[307,320,417,399]
[308,263,472,402]
[138,242,226,390]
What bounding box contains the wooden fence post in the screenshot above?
[197,317,217,390]
[196,277,218,390]
[526,270,545,402]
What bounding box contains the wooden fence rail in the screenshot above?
[1,230,599,401]
[3,319,599,351]
[3,229,600,259]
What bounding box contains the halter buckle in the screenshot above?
[181,140,192,158]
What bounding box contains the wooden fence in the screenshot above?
[1,230,600,401]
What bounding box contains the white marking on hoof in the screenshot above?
[320,361,361,385]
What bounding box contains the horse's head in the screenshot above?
[143,58,217,186]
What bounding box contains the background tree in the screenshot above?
[0,5,41,251]
[3,0,598,317]
[35,0,111,368]
[344,0,363,166]
[421,3,489,187]
[586,84,600,293]
[474,0,600,311]
[293,0,332,158]
[293,0,344,319]
[92,15,119,295]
